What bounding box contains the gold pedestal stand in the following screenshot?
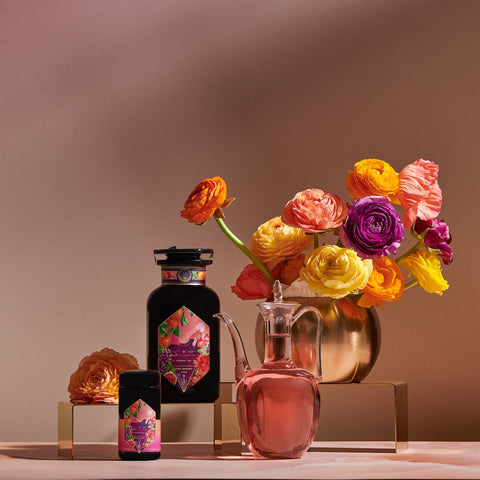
[58,382,239,459]
[58,381,407,458]
[314,380,408,453]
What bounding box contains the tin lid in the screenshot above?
[119,370,160,388]
[153,246,214,266]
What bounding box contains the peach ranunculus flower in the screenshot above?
[300,245,373,299]
[397,159,442,228]
[249,217,313,269]
[68,347,139,404]
[231,263,283,300]
[345,158,399,202]
[358,257,405,309]
[281,188,348,233]
[181,176,231,224]
[399,250,449,295]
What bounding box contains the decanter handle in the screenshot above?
[292,306,323,382]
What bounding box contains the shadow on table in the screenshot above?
[0,443,251,461]
[0,443,118,461]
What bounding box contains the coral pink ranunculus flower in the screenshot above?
[68,348,139,404]
[397,159,442,228]
[281,188,348,233]
[231,263,283,300]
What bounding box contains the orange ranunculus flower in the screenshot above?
[358,257,405,309]
[281,254,305,285]
[68,348,139,404]
[345,159,399,202]
[181,176,228,224]
[249,217,313,269]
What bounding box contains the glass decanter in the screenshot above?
[215,281,322,459]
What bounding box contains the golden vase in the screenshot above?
[255,295,380,383]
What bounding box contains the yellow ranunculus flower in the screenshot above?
[249,217,313,268]
[400,250,449,295]
[345,158,399,202]
[300,245,373,299]
[358,257,404,309]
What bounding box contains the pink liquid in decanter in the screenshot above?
[236,334,320,459]
[215,281,322,460]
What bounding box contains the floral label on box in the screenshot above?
[158,306,210,392]
[118,399,160,453]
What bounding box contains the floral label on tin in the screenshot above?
[119,399,160,453]
[158,306,210,392]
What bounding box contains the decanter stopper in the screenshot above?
[272,280,283,302]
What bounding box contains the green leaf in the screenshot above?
[172,326,181,337]
[158,322,169,337]
[180,313,189,326]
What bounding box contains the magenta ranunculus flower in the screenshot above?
[339,196,404,259]
[414,218,453,265]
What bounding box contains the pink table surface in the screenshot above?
[0,442,479,479]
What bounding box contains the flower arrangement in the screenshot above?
[181,158,452,309]
[68,347,139,404]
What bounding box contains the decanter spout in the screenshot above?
[214,312,251,385]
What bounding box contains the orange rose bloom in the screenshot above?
[181,176,227,224]
[68,348,139,404]
[358,257,404,309]
[345,159,399,202]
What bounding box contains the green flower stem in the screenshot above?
[403,279,418,291]
[313,233,319,249]
[215,217,276,285]
[396,239,424,264]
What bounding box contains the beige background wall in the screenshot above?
[1,0,479,442]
